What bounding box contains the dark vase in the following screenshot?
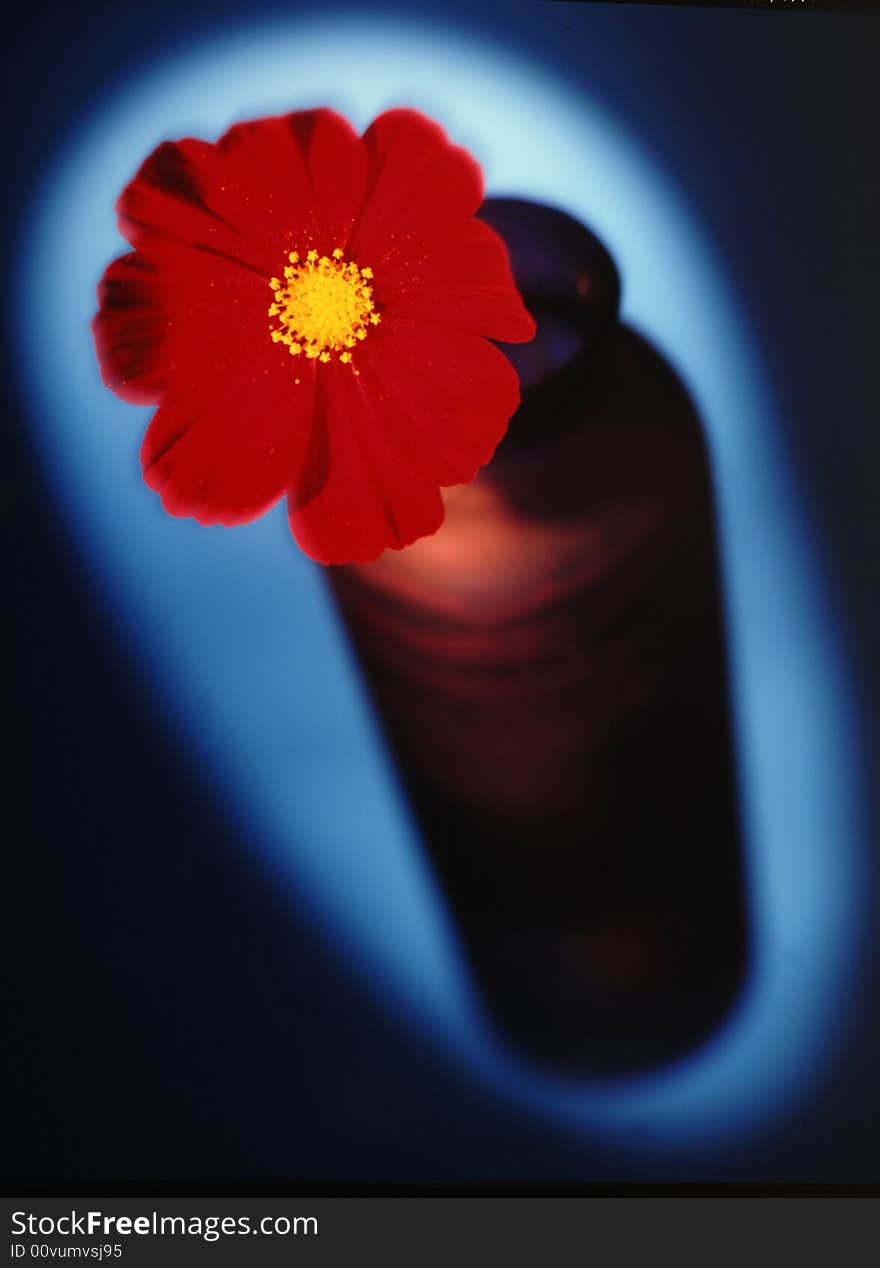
[328,198,748,1071]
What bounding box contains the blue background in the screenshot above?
[5,0,880,1185]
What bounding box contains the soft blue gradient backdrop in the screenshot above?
[14,4,875,1174]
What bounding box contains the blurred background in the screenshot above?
[4,0,879,1187]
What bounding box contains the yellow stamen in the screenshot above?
[268,248,380,370]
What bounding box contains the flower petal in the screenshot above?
[351,317,522,488]
[351,109,483,257]
[286,109,368,254]
[211,113,316,251]
[92,252,168,404]
[93,239,272,404]
[288,363,444,564]
[349,113,534,343]
[213,109,369,256]
[376,218,536,343]
[115,109,365,273]
[142,354,316,526]
[116,138,276,274]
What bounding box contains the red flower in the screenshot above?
[92,107,535,564]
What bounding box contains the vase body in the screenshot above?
[328,200,747,1070]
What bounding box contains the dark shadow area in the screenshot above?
[330,199,748,1071]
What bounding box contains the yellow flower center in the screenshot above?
[268,248,380,366]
